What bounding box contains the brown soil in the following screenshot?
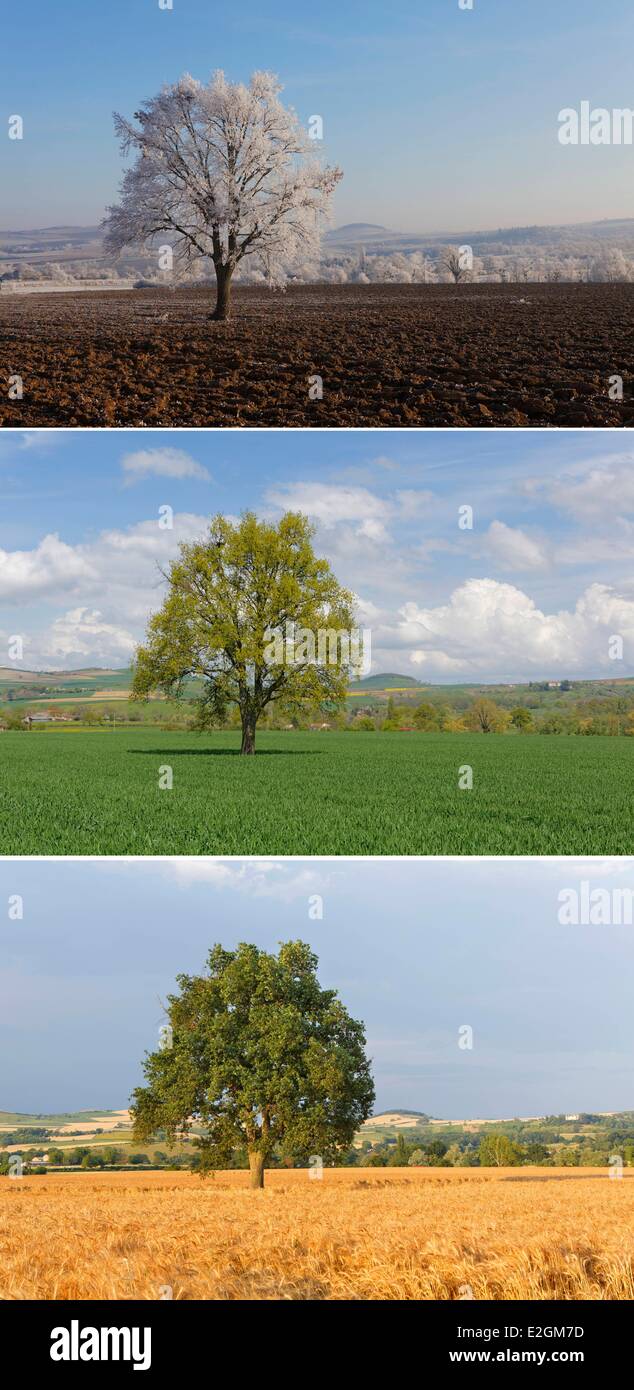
[1,282,632,427]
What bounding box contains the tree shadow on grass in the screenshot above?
[127,748,324,757]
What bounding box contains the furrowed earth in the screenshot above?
[1,282,632,427]
[0,729,630,855]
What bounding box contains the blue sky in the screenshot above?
[2,0,634,230]
[2,856,633,1117]
[2,429,634,682]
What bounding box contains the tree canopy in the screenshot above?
[104,70,342,320]
[130,940,375,1188]
[132,510,359,753]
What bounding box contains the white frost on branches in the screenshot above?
[103,70,342,297]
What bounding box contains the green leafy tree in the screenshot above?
[444,1143,462,1166]
[133,511,358,755]
[478,1133,523,1167]
[389,1133,411,1166]
[522,1142,551,1164]
[362,1150,388,1167]
[412,702,440,732]
[466,698,507,734]
[131,940,375,1189]
[101,1146,122,1166]
[510,707,534,732]
[2,708,30,731]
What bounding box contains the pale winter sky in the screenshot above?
[2,0,634,230]
[3,857,634,1117]
[2,430,634,683]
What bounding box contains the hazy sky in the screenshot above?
[2,0,634,230]
[2,429,634,682]
[2,856,633,1117]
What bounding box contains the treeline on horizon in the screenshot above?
[4,1113,634,1175]
[4,687,634,738]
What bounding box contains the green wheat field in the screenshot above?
[0,729,629,855]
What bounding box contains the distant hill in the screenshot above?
[6,216,634,269]
[0,666,123,683]
[363,1110,431,1128]
[349,673,423,691]
[326,223,392,243]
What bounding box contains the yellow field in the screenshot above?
[3,1167,634,1301]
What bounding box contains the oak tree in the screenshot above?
[131,941,375,1189]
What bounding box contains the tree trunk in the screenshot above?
[249,1151,265,1189]
[211,265,233,321]
[240,712,256,755]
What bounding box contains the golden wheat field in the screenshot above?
[3,1167,634,1301]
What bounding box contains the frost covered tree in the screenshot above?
[440,245,470,284]
[588,248,634,283]
[103,70,342,320]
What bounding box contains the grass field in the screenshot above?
[0,728,630,854]
[2,1167,633,1301]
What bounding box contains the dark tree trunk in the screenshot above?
[249,1151,265,1189]
[240,713,256,755]
[211,264,233,321]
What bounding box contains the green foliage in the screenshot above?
[478,1134,523,1167]
[0,708,29,731]
[465,698,509,734]
[131,941,375,1186]
[132,512,356,753]
[412,702,440,732]
[510,707,534,731]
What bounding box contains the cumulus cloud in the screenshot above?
[39,608,137,665]
[1,514,210,668]
[121,448,212,484]
[394,578,634,676]
[1,514,207,606]
[0,534,97,603]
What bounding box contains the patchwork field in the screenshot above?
[1,282,631,428]
[0,728,630,855]
[2,1167,633,1301]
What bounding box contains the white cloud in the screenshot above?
[526,458,634,521]
[121,448,211,484]
[265,481,392,530]
[39,608,137,665]
[1,514,209,668]
[395,489,434,517]
[0,430,62,459]
[358,517,390,543]
[0,534,97,603]
[164,859,329,902]
[484,520,548,571]
[394,578,634,676]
